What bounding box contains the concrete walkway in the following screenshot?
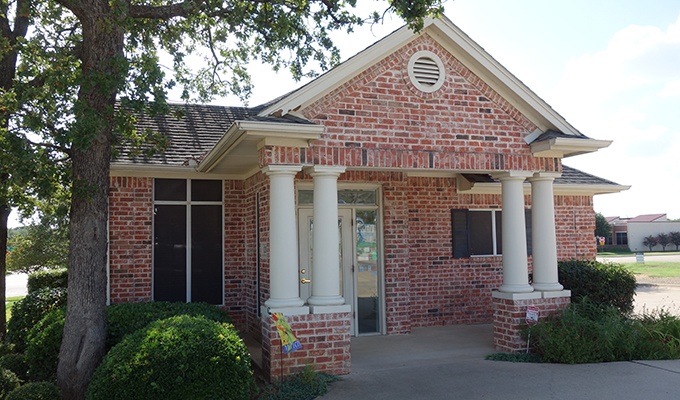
[321,324,680,400]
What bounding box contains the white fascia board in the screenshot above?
[531,137,612,158]
[455,179,630,196]
[429,17,583,136]
[197,120,323,173]
[258,26,416,117]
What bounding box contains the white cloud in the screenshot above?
[557,14,680,220]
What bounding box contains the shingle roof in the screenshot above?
[114,102,315,166]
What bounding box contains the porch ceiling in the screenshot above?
[196,120,324,178]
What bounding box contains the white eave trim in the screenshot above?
[530,137,612,158]
[455,180,630,196]
[197,120,323,173]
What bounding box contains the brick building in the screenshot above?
[108,17,626,379]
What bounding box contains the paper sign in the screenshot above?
[272,312,302,354]
[525,306,539,325]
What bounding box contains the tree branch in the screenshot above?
[128,0,206,19]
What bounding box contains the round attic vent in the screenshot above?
[407,51,445,93]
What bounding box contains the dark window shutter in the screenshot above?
[525,209,532,256]
[452,209,470,258]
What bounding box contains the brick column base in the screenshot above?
[261,310,351,381]
[492,291,571,353]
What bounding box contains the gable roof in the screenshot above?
[629,214,667,222]
[256,16,609,158]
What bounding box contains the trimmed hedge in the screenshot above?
[86,315,255,400]
[0,369,21,399]
[558,260,636,314]
[20,302,235,385]
[7,288,67,352]
[105,302,232,350]
[0,354,29,382]
[26,269,68,294]
[6,382,62,400]
[25,309,65,382]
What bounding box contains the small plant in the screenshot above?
[87,315,255,400]
[7,287,67,352]
[258,365,339,400]
[558,260,636,314]
[0,369,21,399]
[6,382,62,400]
[27,269,68,293]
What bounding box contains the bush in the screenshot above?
[528,300,680,363]
[0,369,21,399]
[0,354,29,382]
[86,315,255,400]
[19,302,235,383]
[105,302,232,349]
[558,260,636,314]
[25,309,66,382]
[258,366,339,400]
[27,269,68,294]
[6,382,62,400]
[7,288,67,352]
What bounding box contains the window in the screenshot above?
[153,179,223,304]
[452,209,532,258]
[615,232,628,246]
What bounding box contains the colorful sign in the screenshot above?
[272,312,302,354]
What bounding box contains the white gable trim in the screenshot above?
[259,15,588,140]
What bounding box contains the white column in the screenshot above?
[494,171,534,293]
[307,166,346,306]
[529,172,563,291]
[263,165,304,309]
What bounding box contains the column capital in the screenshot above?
[305,165,346,177]
[528,171,562,182]
[491,171,533,181]
[262,165,303,176]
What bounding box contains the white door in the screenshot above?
[298,208,355,333]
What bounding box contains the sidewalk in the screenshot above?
[321,324,680,400]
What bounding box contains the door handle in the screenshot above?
[301,278,311,284]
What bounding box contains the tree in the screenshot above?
[656,233,671,252]
[0,0,73,342]
[670,231,680,251]
[642,235,658,252]
[7,220,69,273]
[42,1,444,398]
[594,212,611,242]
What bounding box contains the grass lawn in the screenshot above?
[623,262,680,278]
[6,296,23,321]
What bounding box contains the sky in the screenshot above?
[8,0,680,226]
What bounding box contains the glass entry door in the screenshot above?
[298,207,382,336]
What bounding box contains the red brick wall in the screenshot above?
[554,195,597,260]
[493,295,571,352]
[261,312,351,380]
[109,177,153,303]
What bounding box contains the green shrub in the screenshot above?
[25,309,66,382]
[528,300,680,363]
[0,354,29,382]
[558,260,636,314]
[7,288,67,352]
[86,315,255,400]
[27,269,68,294]
[0,369,21,399]
[258,366,339,400]
[105,301,232,349]
[0,344,16,359]
[6,382,62,400]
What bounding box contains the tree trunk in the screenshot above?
[56,4,125,399]
[0,203,9,341]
